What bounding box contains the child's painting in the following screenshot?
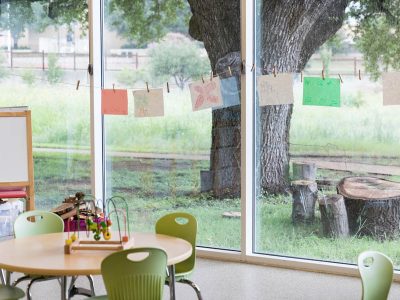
[101,89,128,115]
[189,77,223,111]
[382,72,400,106]
[303,77,341,107]
[133,88,164,118]
[257,73,294,106]
[218,77,241,109]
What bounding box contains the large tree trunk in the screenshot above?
[188,0,349,197]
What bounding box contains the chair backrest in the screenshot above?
[101,247,167,300]
[358,251,393,300]
[155,212,197,274]
[14,210,64,238]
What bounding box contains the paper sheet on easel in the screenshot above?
[133,88,164,117]
[189,77,223,111]
[257,73,294,106]
[382,72,400,105]
[101,89,128,115]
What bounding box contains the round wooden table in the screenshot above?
[0,232,192,300]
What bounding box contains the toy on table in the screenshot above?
[64,196,132,254]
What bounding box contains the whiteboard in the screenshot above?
[0,116,28,182]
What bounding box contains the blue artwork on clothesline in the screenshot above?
[214,77,241,110]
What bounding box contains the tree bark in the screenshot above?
[188,0,349,197]
[318,194,349,238]
[291,180,318,224]
[337,176,400,240]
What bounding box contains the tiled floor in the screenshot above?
[8,258,400,299]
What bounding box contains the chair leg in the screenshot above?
[27,276,50,300]
[68,275,95,299]
[179,279,203,300]
[13,275,32,286]
[87,275,95,296]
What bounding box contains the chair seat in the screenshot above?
[0,285,25,299]
[0,190,27,199]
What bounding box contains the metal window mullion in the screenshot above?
[240,0,255,257]
[89,0,104,203]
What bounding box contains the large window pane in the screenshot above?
[255,1,400,267]
[0,1,90,211]
[103,0,241,249]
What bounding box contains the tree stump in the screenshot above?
[337,176,400,240]
[318,194,349,238]
[292,162,317,181]
[291,180,318,224]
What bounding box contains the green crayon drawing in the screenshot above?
[303,77,340,107]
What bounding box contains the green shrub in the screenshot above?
[148,34,210,89]
[21,69,36,85]
[342,91,365,108]
[116,68,147,86]
[47,54,63,84]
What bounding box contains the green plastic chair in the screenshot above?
[0,285,25,300]
[155,212,202,300]
[358,251,393,300]
[14,210,64,238]
[13,210,95,299]
[90,247,167,300]
[13,210,65,300]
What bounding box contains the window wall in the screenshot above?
[102,0,241,250]
[4,0,400,276]
[254,1,400,268]
[0,1,90,211]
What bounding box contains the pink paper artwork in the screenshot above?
[189,78,223,111]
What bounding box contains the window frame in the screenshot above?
[88,0,400,282]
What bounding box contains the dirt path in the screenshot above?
[292,158,400,176]
[33,147,209,161]
[34,147,400,176]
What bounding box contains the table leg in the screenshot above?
[0,269,5,285]
[168,265,176,300]
[61,276,68,300]
[5,270,11,286]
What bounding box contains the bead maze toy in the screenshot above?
[64,196,132,254]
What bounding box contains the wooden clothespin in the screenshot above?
[358,69,361,80]
[273,65,277,77]
[210,70,213,81]
[113,83,115,92]
[322,68,325,80]
[228,66,232,77]
[76,80,80,90]
[300,71,303,83]
[250,64,255,72]
[338,74,343,84]
[167,82,170,93]
[146,82,149,92]
[241,60,245,72]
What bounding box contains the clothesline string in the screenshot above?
[3,62,362,92]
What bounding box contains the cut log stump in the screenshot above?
[292,162,317,181]
[318,194,349,238]
[337,176,400,240]
[291,180,318,224]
